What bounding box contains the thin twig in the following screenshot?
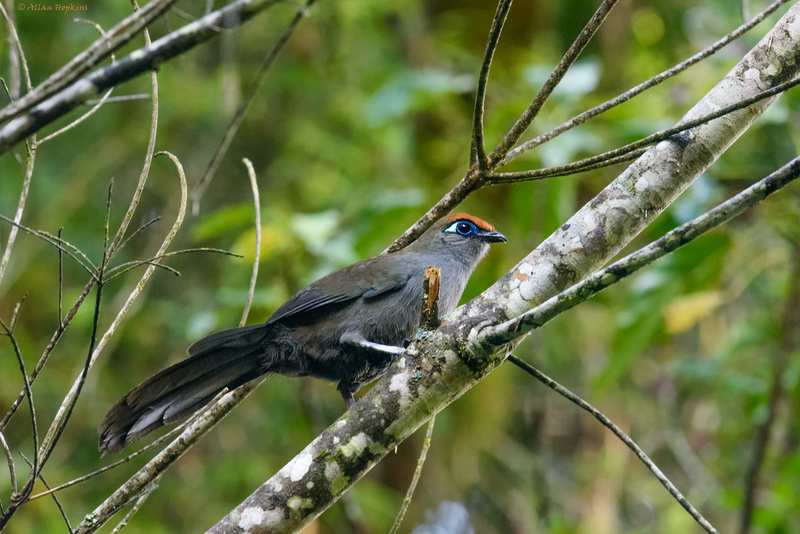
[19,453,73,533]
[0,319,38,529]
[0,320,37,483]
[240,158,262,326]
[0,114,35,289]
[30,392,224,501]
[506,355,718,534]
[0,214,98,276]
[488,0,619,164]
[58,228,64,327]
[499,0,792,166]
[0,431,15,495]
[739,242,800,534]
[0,0,31,92]
[191,0,315,213]
[0,0,283,155]
[109,481,159,534]
[479,156,800,347]
[487,75,800,184]
[0,0,176,125]
[38,18,116,145]
[103,248,238,280]
[389,416,435,534]
[85,94,151,105]
[471,0,513,170]
[115,217,161,254]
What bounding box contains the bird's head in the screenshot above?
[405,213,507,267]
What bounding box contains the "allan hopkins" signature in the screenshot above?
[18,3,88,12]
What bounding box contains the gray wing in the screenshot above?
[267,255,411,325]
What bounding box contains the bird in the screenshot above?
[98,213,506,454]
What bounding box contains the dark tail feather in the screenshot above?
[98,324,270,455]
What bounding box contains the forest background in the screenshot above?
[1,0,799,532]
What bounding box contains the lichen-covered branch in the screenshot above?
[208,5,800,533]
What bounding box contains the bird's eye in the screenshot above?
[445,220,476,236]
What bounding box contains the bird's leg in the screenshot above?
[340,331,405,355]
[341,389,356,409]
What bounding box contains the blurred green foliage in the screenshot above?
[1,0,800,532]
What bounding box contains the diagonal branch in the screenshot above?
[0,0,176,125]
[507,354,718,534]
[0,0,283,155]
[478,155,800,347]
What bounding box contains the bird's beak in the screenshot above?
[479,230,508,243]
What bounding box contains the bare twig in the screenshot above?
[0,215,98,276]
[488,75,800,184]
[0,128,35,288]
[240,158,262,327]
[109,481,159,534]
[0,431,15,496]
[507,355,718,534]
[19,453,73,533]
[420,266,441,331]
[471,0,513,170]
[478,156,800,348]
[38,18,116,146]
[191,0,315,213]
[499,0,793,166]
[0,0,176,125]
[0,0,31,92]
[0,322,37,477]
[0,319,39,529]
[488,0,619,163]
[103,248,239,281]
[0,0,283,155]
[74,381,263,534]
[30,393,224,501]
[389,417,435,534]
[739,242,800,534]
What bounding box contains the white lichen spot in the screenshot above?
[287,496,312,510]
[307,481,314,490]
[396,357,406,369]
[238,507,265,530]
[290,450,313,482]
[341,432,369,458]
[744,67,766,89]
[325,460,341,481]
[389,372,408,393]
[333,436,340,445]
[519,279,536,302]
[337,419,347,428]
[656,140,672,151]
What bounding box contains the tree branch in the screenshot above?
[0,0,282,155]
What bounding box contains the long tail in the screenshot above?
[98,324,270,454]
